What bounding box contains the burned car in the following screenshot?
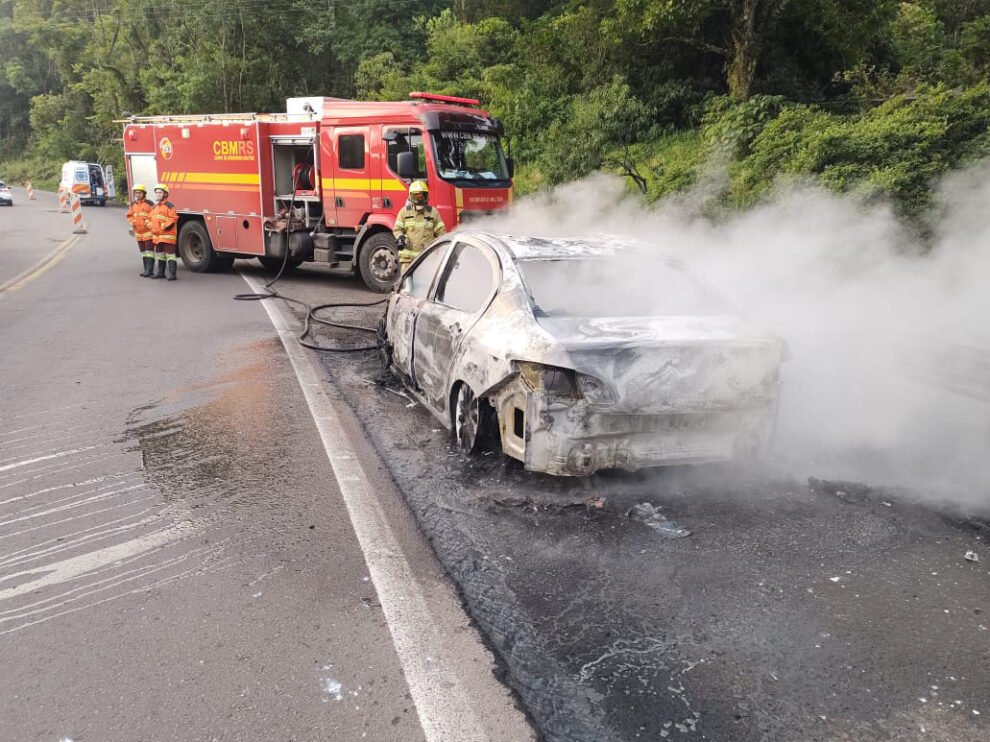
[379,231,787,476]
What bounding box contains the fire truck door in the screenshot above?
[329,127,372,230]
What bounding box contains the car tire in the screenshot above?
[179,221,218,272]
[358,232,399,293]
[258,256,301,272]
[453,383,498,453]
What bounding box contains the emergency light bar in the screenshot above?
[409,92,481,106]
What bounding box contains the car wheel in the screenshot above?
[358,232,399,293]
[453,383,500,453]
[179,221,218,272]
[258,256,301,272]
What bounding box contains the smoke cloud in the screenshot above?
[483,164,990,509]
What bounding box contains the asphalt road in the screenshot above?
[0,191,532,742]
[4,191,988,742]
[259,241,990,741]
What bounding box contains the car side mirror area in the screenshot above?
[396,152,415,179]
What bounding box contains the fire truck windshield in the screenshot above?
[431,130,510,186]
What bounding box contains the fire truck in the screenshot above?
[121,93,514,291]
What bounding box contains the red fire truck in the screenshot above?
[121,93,514,291]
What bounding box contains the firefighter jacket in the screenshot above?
[126,199,153,240]
[393,204,446,264]
[150,200,179,244]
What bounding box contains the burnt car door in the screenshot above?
[387,242,449,380]
[412,239,500,411]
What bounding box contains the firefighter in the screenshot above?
[127,185,155,277]
[393,180,445,272]
[150,183,179,281]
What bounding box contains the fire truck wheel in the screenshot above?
[359,232,399,293]
[179,221,219,272]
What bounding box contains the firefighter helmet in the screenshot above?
[154,183,168,193]
[409,180,428,206]
[132,184,147,194]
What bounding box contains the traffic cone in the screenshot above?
[26,182,36,200]
[69,191,87,234]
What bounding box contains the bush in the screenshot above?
[734,83,990,216]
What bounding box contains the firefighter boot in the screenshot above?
[151,258,166,279]
[140,256,154,277]
[166,260,177,281]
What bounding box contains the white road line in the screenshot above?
[0,494,158,541]
[0,484,146,527]
[0,523,192,600]
[0,446,101,473]
[0,471,134,507]
[241,273,494,742]
[0,510,159,569]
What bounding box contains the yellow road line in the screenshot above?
[0,235,81,298]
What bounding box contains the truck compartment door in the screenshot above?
[215,216,238,251]
[126,154,158,196]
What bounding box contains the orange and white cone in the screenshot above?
[26,182,36,200]
[69,191,87,234]
[58,187,70,213]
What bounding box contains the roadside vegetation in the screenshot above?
[2,0,989,220]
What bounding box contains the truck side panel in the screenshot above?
[125,121,269,256]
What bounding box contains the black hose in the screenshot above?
[233,171,387,352]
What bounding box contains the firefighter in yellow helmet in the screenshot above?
[126,184,155,277]
[393,180,445,272]
[150,183,179,280]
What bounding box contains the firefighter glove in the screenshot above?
[396,234,408,250]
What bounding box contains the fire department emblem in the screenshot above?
[159,137,174,160]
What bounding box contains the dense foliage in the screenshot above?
[2,0,989,218]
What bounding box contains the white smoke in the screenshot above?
[483,165,990,508]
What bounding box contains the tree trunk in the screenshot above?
[728,0,760,100]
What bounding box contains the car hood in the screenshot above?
[532,315,785,413]
[536,315,778,349]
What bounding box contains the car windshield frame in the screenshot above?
[516,255,730,318]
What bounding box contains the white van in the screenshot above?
[60,161,116,206]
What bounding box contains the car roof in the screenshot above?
[466,231,669,262]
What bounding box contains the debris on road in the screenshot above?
[964,550,980,562]
[627,502,692,538]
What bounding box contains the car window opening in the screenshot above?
[404,246,446,299]
[435,244,494,313]
[519,257,726,317]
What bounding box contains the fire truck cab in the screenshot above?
[121,94,513,291]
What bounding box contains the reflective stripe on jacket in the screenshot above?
[126,200,153,240]
[151,200,178,244]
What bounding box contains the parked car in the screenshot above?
[379,230,788,477]
[0,181,13,206]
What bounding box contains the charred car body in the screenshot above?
[379,231,787,477]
